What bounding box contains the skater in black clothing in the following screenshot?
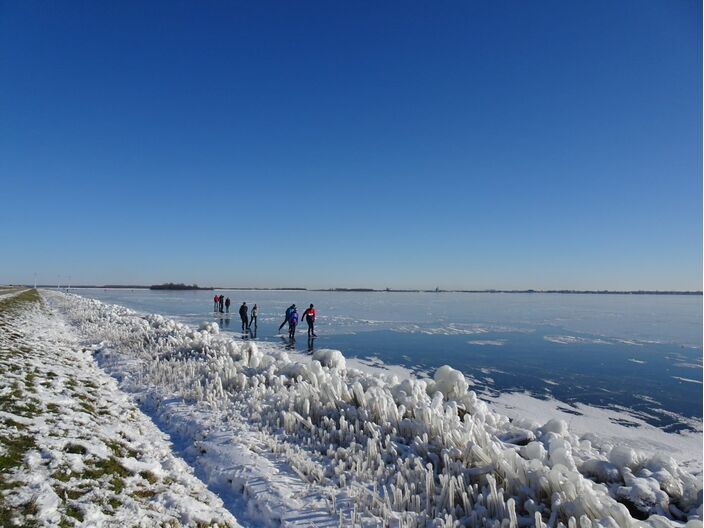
[225,297,231,313]
[218,295,224,313]
[301,304,316,337]
[239,302,248,332]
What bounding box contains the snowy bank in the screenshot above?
[0,290,238,527]
[46,290,703,528]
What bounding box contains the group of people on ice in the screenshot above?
[212,295,316,338]
[213,294,229,313]
[278,303,316,339]
[213,294,258,332]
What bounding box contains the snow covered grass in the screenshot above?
[43,290,703,528]
[0,290,238,527]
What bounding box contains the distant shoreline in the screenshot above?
[149,283,213,291]
[27,285,703,295]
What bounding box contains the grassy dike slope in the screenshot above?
[0,290,238,527]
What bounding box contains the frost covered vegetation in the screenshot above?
[0,290,238,527]
[41,291,704,527]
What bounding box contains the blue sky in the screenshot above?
[1,1,701,289]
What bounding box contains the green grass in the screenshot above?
[0,434,36,476]
[139,470,158,484]
[0,289,40,314]
[15,399,40,418]
[52,469,73,483]
[0,386,24,406]
[3,418,28,431]
[64,504,83,522]
[106,439,139,459]
[0,434,39,526]
[78,401,96,415]
[131,488,156,499]
[65,443,88,455]
[65,488,88,500]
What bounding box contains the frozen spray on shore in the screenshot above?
[46,291,703,528]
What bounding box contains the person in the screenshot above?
[213,294,219,312]
[219,295,224,313]
[239,302,248,332]
[248,304,258,329]
[278,304,296,332]
[288,308,298,338]
[225,297,231,313]
[301,304,316,337]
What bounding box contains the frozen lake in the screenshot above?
[70,288,702,433]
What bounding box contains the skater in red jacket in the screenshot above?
[301,304,316,337]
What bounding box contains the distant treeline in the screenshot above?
[149,283,212,291]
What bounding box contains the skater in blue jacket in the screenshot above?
[288,308,299,338]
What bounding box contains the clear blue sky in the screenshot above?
[1,1,701,290]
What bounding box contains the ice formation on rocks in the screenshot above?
[46,291,703,528]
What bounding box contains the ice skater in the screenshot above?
[288,307,299,338]
[248,304,258,329]
[213,294,219,312]
[218,295,224,313]
[278,304,296,332]
[225,297,231,313]
[301,304,316,337]
[239,302,248,332]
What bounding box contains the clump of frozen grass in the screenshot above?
[47,291,703,528]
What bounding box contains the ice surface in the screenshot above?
[488,393,702,473]
[672,377,703,385]
[73,288,703,347]
[544,335,612,345]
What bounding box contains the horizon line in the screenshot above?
[17,284,704,295]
